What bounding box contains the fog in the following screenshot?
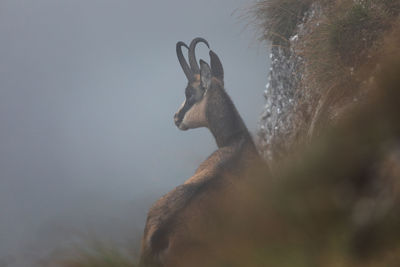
[0,0,269,264]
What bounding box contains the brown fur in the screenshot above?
[140,75,265,266]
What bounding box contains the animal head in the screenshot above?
[174,38,224,131]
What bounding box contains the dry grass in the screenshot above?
[251,0,313,45]
[303,1,400,137]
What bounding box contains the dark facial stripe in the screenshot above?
[176,99,195,125]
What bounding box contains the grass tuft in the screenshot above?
[328,1,391,66]
[252,0,313,45]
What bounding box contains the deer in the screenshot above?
[139,37,266,267]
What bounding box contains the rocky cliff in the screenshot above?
[256,0,400,162]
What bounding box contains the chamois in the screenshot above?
[139,38,264,267]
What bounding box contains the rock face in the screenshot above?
[258,45,304,161]
[257,4,323,161]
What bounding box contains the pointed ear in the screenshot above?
[199,59,212,90]
[210,50,224,83]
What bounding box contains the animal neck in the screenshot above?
[206,84,255,149]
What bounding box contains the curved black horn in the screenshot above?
[189,38,210,74]
[176,41,192,80]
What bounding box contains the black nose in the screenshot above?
[174,113,181,126]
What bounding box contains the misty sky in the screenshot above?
[0,0,269,262]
